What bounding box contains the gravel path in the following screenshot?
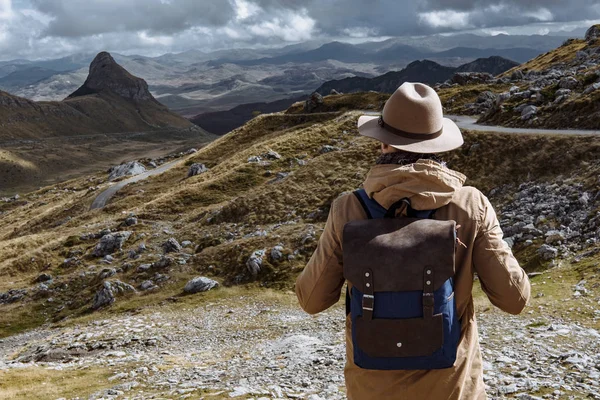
[90,159,182,210]
[1,293,599,400]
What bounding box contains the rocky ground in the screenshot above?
[1,284,600,400]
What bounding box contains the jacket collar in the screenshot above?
[363,160,467,211]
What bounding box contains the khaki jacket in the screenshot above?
[296,160,531,400]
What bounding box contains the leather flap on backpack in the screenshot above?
[355,314,444,358]
[343,218,456,292]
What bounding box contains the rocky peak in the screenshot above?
[68,51,156,102]
[585,25,600,42]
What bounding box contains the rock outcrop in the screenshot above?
[68,52,156,102]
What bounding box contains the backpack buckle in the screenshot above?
[362,294,374,311]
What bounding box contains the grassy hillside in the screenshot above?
[0,92,599,338]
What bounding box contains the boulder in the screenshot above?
[183,277,219,294]
[247,156,262,163]
[330,89,341,95]
[123,216,138,226]
[162,238,182,253]
[546,230,566,245]
[263,149,282,160]
[304,92,324,113]
[521,105,538,120]
[92,280,136,309]
[538,244,558,261]
[187,163,208,178]
[246,250,266,276]
[35,273,53,283]
[152,256,173,269]
[584,82,600,95]
[270,246,285,262]
[585,25,600,42]
[139,280,156,291]
[510,70,524,81]
[558,77,578,90]
[108,161,146,181]
[477,91,497,103]
[0,289,28,304]
[92,231,132,257]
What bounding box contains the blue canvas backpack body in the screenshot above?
[342,189,461,370]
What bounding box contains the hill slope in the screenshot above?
[0,93,598,339]
[437,25,600,129]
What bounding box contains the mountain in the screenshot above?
[190,95,307,135]
[433,47,541,63]
[68,52,157,102]
[0,52,198,141]
[456,56,519,76]
[0,67,59,90]
[315,56,517,95]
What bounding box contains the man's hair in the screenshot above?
[376,150,444,166]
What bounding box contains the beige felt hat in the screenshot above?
[357,82,463,153]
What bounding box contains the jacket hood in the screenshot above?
[363,159,467,211]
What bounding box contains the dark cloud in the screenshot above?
[31,0,236,37]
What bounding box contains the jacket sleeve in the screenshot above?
[472,195,531,315]
[295,200,345,315]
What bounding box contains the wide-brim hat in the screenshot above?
[358,82,463,153]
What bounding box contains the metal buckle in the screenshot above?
[362,294,374,311]
[422,292,434,307]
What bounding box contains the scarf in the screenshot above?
[375,151,446,167]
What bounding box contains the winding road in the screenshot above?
[448,115,600,136]
[90,113,600,210]
[90,159,182,210]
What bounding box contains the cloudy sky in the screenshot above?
[1,0,600,61]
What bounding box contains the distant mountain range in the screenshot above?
[315,56,519,95]
[0,33,570,116]
[191,56,518,135]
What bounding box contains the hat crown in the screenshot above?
[382,82,444,135]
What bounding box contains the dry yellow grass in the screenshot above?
[0,366,114,399]
[1,96,599,337]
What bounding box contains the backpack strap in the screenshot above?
[353,190,373,219]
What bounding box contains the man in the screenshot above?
[295,82,531,399]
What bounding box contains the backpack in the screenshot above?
[343,189,461,370]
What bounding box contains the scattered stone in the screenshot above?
[0,289,27,304]
[559,76,579,90]
[248,156,262,163]
[271,246,285,262]
[181,240,193,248]
[152,256,173,270]
[320,145,341,154]
[183,277,219,294]
[162,238,182,254]
[92,280,136,309]
[123,216,138,226]
[585,25,600,42]
[187,163,208,178]
[246,250,266,276]
[538,244,559,261]
[263,149,282,160]
[93,232,132,257]
[304,92,324,113]
[521,105,537,120]
[35,273,53,283]
[108,161,146,181]
[139,281,156,291]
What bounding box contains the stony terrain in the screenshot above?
[1,282,600,400]
[1,92,599,399]
[437,25,600,129]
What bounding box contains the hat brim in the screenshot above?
[357,115,464,154]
